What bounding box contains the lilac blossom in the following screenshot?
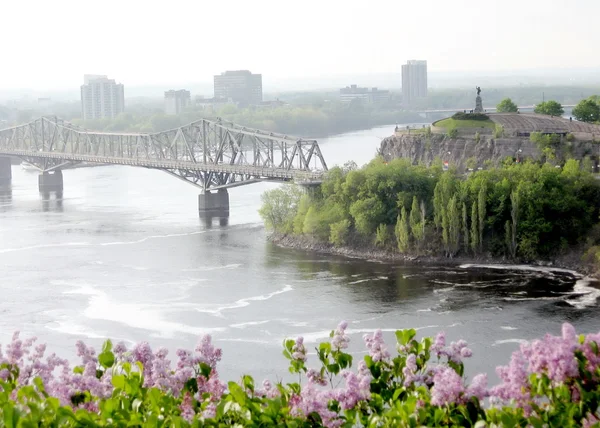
[431,366,465,406]
[363,329,390,362]
[291,336,307,362]
[331,321,350,351]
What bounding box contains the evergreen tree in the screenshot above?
[433,182,443,231]
[409,196,424,249]
[396,208,410,252]
[441,206,449,254]
[478,184,487,252]
[509,189,520,258]
[447,196,461,257]
[470,201,479,255]
[462,202,469,251]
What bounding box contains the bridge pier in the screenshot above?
[198,189,229,215]
[0,157,12,185]
[38,169,63,193]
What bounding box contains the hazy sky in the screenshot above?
[1,0,598,90]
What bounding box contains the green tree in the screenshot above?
[374,223,389,247]
[293,194,311,234]
[258,186,302,233]
[409,196,424,249]
[447,196,461,257]
[329,219,351,246]
[470,201,479,255]
[572,98,600,123]
[508,189,520,258]
[496,98,518,113]
[477,184,487,252]
[395,208,410,252]
[534,100,564,116]
[462,202,469,251]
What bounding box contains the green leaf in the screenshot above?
[228,382,247,405]
[102,339,113,353]
[319,342,332,353]
[199,362,212,378]
[185,377,199,394]
[112,374,125,390]
[73,366,84,375]
[98,350,115,369]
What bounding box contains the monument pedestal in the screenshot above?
[474,96,484,113]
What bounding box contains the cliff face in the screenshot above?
[379,134,598,169]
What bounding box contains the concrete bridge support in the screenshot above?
[0,157,12,185]
[38,169,63,193]
[198,189,229,215]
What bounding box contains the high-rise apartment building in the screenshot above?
[80,75,125,120]
[401,60,428,106]
[164,90,191,115]
[213,70,262,106]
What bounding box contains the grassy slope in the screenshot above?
[434,117,496,129]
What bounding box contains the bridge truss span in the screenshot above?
[0,116,328,191]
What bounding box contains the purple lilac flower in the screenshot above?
[466,373,488,401]
[582,413,600,428]
[180,392,195,422]
[291,337,307,362]
[307,368,328,386]
[363,330,390,362]
[431,366,465,406]
[331,321,350,351]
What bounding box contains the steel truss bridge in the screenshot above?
[0,116,328,191]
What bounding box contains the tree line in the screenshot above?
[496,95,600,123]
[260,158,600,261]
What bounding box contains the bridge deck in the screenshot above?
[0,149,324,182]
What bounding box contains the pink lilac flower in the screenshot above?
[582,413,600,428]
[331,321,350,351]
[291,337,307,363]
[195,335,222,370]
[490,350,531,407]
[431,366,465,406]
[307,368,328,386]
[466,373,488,401]
[363,330,390,362]
[180,392,195,422]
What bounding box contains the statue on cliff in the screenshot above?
[474,86,484,113]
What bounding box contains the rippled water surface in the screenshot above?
[1,124,599,383]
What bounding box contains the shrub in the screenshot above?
[329,219,351,246]
[447,126,458,139]
[1,323,600,427]
[451,112,489,121]
[493,124,504,138]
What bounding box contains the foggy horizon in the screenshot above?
[1,0,599,94]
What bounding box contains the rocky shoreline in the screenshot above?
[269,233,598,279]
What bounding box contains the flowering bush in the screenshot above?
[0,322,599,426]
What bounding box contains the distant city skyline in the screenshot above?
[1,0,599,91]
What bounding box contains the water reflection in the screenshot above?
[41,191,64,212]
[199,211,229,228]
[264,243,592,314]
[0,185,11,211]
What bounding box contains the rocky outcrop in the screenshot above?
[379,134,598,170]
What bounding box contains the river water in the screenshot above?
[1,124,599,384]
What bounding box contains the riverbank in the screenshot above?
[269,232,599,279]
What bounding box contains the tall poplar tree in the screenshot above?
[478,183,487,252]
[396,208,410,252]
[470,201,479,255]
